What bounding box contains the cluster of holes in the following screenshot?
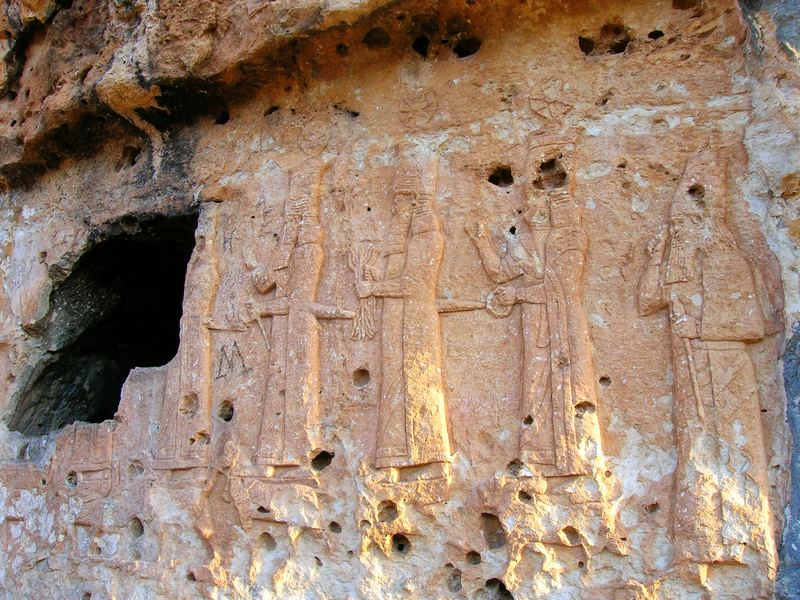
[579,24,632,56]
[359,14,481,59]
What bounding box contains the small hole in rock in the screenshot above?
[509,226,517,235]
[484,578,513,599]
[336,43,348,56]
[523,415,533,425]
[257,506,270,514]
[518,490,533,503]
[578,36,595,55]
[215,111,230,125]
[392,533,411,555]
[562,526,580,545]
[453,37,481,58]
[481,513,506,549]
[130,517,144,538]
[488,167,514,187]
[329,521,342,533]
[599,376,611,387]
[412,35,430,57]
[649,30,664,39]
[347,550,354,556]
[604,470,612,477]
[363,27,391,48]
[218,401,234,422]
[378,500,399,522]
[673,0,701,9]
[688,184,705,200]
[601,23,631,54]
[66,471,78,488]
[353,369,370,388]
[186,571,196,581]
[578,560,585,568]
[534,157,568,190]
[645,502,660,514]
[311,450,334,471]
[761,408,768,413]
[259,532,276,551]
[315,556,323,566]
[265,105,279,115]
[506,459,523,477]
[129,461,144,476]
[466,550,481,565]
[447,568,463,593]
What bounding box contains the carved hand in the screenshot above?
[466,221,488,245]
[646,228,669,263]
[251,267,275,295]
[496,285,517,307]
[672,312,700,339]
[356,281,375,299]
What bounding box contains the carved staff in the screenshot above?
[349,243,380,340]
[673,299,705,420]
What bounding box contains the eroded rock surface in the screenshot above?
[0,1,799,599]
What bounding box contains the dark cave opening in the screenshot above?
[9,212,199,436]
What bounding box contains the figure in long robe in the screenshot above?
[467,147,599,476]
[357,185,451,472]
[638,149,777,583]
[249,162,353,475]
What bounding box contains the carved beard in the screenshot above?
[666,231,700,284]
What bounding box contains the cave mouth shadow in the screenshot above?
[9,211,199,436]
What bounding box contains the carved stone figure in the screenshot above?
[357,166,451,475]
[638,148,777,583]
[249,161,354,476]
[467,143,601,477]
[155,203,220,469]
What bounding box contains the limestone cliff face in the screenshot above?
[0,1,798,599]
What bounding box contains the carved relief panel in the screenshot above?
[0,2,789,599]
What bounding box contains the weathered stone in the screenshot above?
[0,1,798,599]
